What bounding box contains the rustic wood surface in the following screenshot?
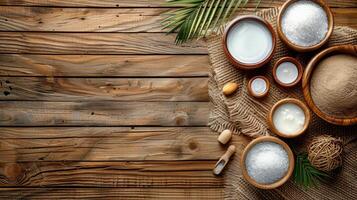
[0,0,355,199]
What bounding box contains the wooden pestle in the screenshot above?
[213,145,236,175]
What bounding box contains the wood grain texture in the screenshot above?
[0,0,355,7]
[0,161,223,187]
[0,77,208,101]
[0,188,223,199]
[0,0,170,7]
[332,8,357,29]
[0,7,356,32]
[0,32,207,55]
[0,54,209,77]
[0,102,209,126]
[0,127,249,161]
[0,7,167,32]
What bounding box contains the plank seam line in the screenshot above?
[0,125,209,128]
[0,53,209,55]
[0,4,352,8]
[0,5,294,8]
[0,76,209,78]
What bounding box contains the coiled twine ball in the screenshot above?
[307,135,343,172]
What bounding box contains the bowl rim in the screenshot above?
[302,45,357,125]
[277,0,334,52]
[240,136,295,189]
[268,98,311,138]
[273,57,303,87]
[222,15,276,70]
[247,75,270,98]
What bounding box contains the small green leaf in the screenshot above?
[294,153,331,188]
[161,0,261,44]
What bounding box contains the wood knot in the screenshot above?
[188,141,198,151]
[4,163,22,182]
[174,111,189,126]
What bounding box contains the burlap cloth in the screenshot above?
[207,8,357,200]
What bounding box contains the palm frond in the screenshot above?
[294,153,331,188]
[162,0,260,44]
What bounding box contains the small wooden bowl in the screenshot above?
[268,98,311,138]
[302,45,357,125]
[222,15,276,70]
[247,76,270,98]
[273,57,303,87]
[241,136,295,189]
[277,0,334,52]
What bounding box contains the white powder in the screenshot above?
[245,141,289,184]
[276,62,299,84]
[251,78,267,95]
[227,19,273,64]
[281,0,328,47]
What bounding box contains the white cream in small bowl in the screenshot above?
[248,76,270,98]
[273,57,303,87]
[223,15,275,70]
[268,98,310,138]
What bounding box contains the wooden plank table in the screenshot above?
[0,0,355,199]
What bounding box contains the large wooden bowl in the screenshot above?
[302,45,357,125]
[241,136,295,189]
[277,0,334,52]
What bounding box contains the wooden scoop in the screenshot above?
[213,145,236,175]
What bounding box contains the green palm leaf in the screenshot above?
[294,153,331,188]
[162,0,260,44]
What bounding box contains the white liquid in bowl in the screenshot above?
[227,19,273,64]
[273,103,306,135]
[251,78,267,95]
[276,62,299,84]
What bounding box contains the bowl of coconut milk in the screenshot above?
[268,98,311,138]
[222,15,276,70]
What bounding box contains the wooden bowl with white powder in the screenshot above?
[241,136,295,189]
[302,45,357,125]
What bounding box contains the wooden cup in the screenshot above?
[277,0,334,52]
[241,136,295,189]
[273,57,303,88]
[222,15,276,70]
[268,98,311,138]
[247,76,270,98]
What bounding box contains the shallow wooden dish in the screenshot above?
[247,76,270,98]
[302,45,357,125]
[273,57,303,87]
[277,0,334,52]
[241,136,295,189]
[222,15,276,70]
[268,98,311,138]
